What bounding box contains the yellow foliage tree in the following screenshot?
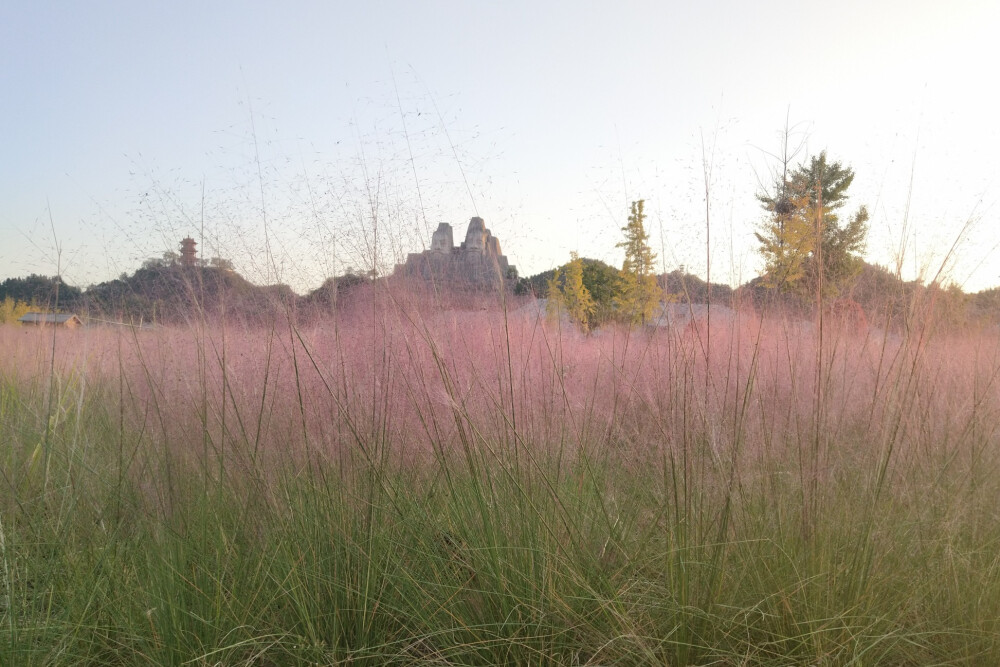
[547,252,596,332]
[755,192,816,291]
[757,152,869,296]
[616,200,661,324]
[0,297,32,325]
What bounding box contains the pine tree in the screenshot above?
[790,152,869,294]
[757,151,869,295]
[755,192,816,290]
[616,200,661,324]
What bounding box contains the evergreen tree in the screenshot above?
[616,200,661,324]
[580,258,621,328]
[757,151,869,296]
[755,192,816,290]
[0,274,81,308]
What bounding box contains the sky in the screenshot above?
[2,0,999,294]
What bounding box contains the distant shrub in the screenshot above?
[0,296,32,324]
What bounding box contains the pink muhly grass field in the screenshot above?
[4,285,1000,663]
[3,287,994,479]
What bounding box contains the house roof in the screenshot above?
[18,312,83,325]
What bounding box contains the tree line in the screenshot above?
[542,149,873,332]
[535,147,1000,333]
[2,147,995,330]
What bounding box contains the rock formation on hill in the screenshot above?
[396,217,516,290]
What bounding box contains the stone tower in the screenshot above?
[463,217,487,251]
[431,223,454,253]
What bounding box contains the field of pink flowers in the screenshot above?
[3,288,1000,664]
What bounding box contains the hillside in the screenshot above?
[3,257,1000,329]
[518,258,1000,330]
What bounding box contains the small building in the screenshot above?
[18,312,84,328]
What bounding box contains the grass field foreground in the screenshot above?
[2,288,1000,665]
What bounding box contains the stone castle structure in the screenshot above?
[396,217,516,290]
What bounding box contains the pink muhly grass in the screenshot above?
[4,288,996,489]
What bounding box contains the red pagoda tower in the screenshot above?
[179,237,197,267]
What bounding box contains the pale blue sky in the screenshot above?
[3,0,999,292]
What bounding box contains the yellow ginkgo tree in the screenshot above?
[547,252,596,332]
[615,200,661,324]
